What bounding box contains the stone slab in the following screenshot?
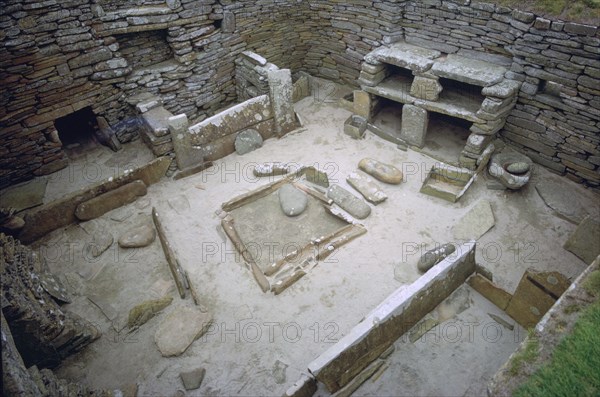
[19,157,171,243]
[268,68,298,136]
[535,175,598,224]
[308,241,476,392]
[467,274,511,310]
[75,180,147,221]
[180,367,205,391]
[400,104,428,148]
[366,42,441,73]
[453,200,495,241]
[358,158,403,185]
[142,106,173,137]
[431,54,507,87]
[0,178,48,212]
[154,306,213,357]
[346,172,387,205]
[564,215,600,264]
[505,272,557,328]
[326,185,371,220]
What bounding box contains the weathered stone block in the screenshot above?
[410,76,442,101]
[268,69,298,137]
[75,180,147,221]
[400,104,428,148]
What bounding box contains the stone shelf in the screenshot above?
[431,54,507,87]
[364,75,484,123]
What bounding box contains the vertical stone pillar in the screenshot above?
[267,69,298,137]
[400,105,429,148]
[353,90,380,120]
[168,114,200,170]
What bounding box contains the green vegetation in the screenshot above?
[514,301,600,397]
[509,329,540,376]
[494,0,600,23]
[563,303,582,314]
[583,270,600,297]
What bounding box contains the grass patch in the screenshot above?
[563,304,581,314]
[514,301,600,397]
[509,329,540,375]
[493,0,600,23]
[583,270,600,297]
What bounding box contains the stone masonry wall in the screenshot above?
[401,1,600,188]
[1,0,599,190]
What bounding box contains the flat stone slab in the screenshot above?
[128,295,173,328]
[0,178,48,212]
[119,223,156,248]
[326,184,371,220]
[453,200,495,240]
[75,180,147,221]
[366,42,441,73]
[358,158,403,185]
[155,306,213,357]
[253,162,290,177]
[278,184,308,217]
[431,54,507,87]
[482,79,522,99]
[535,175,598,224]
[346,172,387,205]
[564,215,600,264]
[180,368,205,391]
[142,106,172,137]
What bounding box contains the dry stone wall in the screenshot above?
[1,0,599,190]
[401,1,600,188]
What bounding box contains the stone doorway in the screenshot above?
[53,107,101,158]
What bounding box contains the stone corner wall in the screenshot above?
[1,0,599,190]
[394,1,600,189]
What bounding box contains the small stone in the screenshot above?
[1,216,25,231]
[417,243,456,273]
[235,129,263,155]
[346,172,387,204]
[358,158,403,184]
[272,360,288,384]
[155,306,213,357]
[119,224,156,248]
[304,166,329,187]
[326,185,371,220]
[128,295,173,328]
[253,162,290,177]
[278,185,308,217]
[180,368,205,391]
[86,230,114,258]
[506,162,530,175]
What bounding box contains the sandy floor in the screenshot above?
[28,84,595,396]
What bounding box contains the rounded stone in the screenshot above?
[358,158,403,184]
[506,162,530,175]
[118,224,156,248]
[235,129,263,155]
[417,243,456,273]
[278,184,308,217]
[2,216,25,231]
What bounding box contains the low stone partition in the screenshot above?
[355,42,520,169]
[18,156,171,244]
[307,241,477,393]
[170,58,301,169]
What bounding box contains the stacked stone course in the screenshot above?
[1,0,598,189]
